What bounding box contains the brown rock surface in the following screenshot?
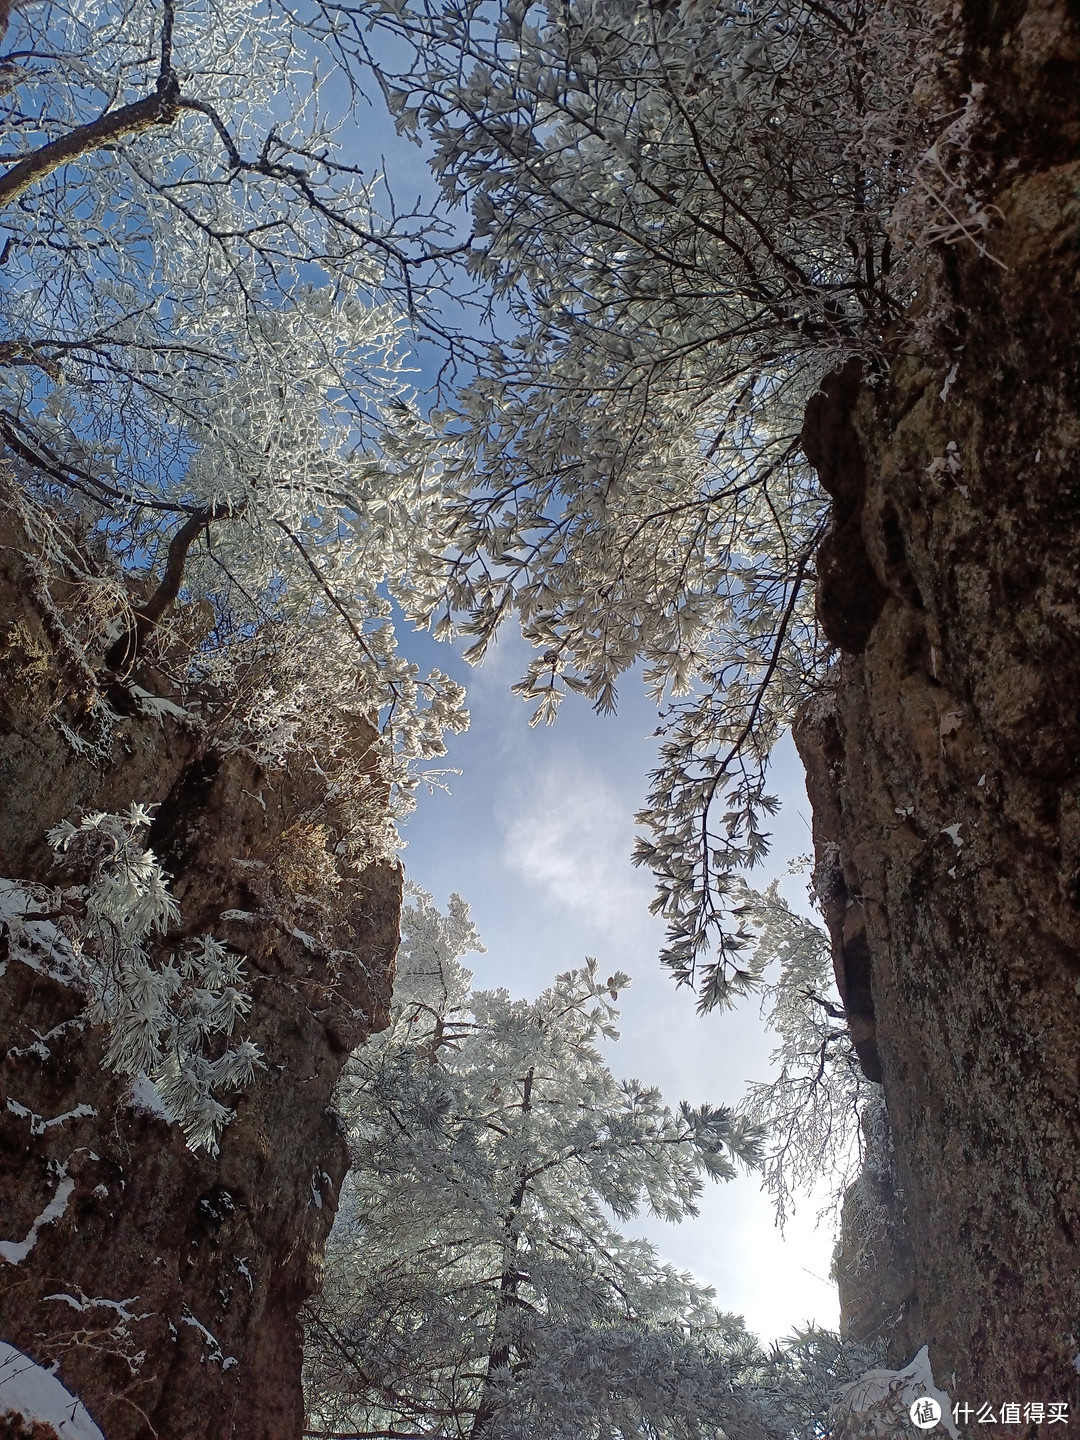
[796,0,1080,1400]
[0,519,400,1437]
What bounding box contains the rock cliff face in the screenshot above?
[0,521,401,1437]
[797,0,1080,1399]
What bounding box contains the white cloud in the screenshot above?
[500,753,647,932]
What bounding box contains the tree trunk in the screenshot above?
[796,0,1080,1397]
[469,1068,534,1440]
[0,513,401,1438]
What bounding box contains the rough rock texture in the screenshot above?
[0,521,401,1437]
[796,0,1080,1402]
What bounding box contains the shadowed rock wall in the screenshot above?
[0,521,400,1437]
[797,0,1080,1399]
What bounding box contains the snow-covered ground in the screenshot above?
[0,1341,105,1440]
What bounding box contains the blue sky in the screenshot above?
[396,621,841,1343]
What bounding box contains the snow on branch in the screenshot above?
[352,0,975,1003]
[2,805,263,1153]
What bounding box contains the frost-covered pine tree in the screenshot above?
[303,887,879,1438]
[334,0,974,1006]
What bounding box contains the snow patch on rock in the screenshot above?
[0,1160,76,1266]
[0,1339,105,1438]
